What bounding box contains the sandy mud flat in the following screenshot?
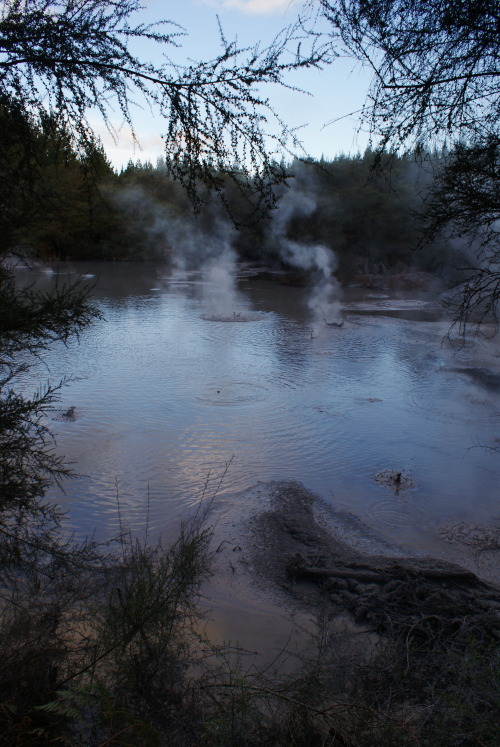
[206,481,500,657]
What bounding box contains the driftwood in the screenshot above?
[251,482,499,648]
[248,481,500,746]
[290,563,480,585]
[292,566,384,583]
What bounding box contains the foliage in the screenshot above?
[1,539,498,746]
[0,0,329,215]
[0,267,98,520]
[104,150,451,279]
[6,119,446,273]
[317,0,499,151]
[0,100,118,259]
[426,136,500,333]
[353,617,500,747]
[316,0,500,327]
[0,171,102,739]
[272,153,427,278]
[0,511,213,745]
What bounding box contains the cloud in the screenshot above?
[198,0,299,15]
[89,121,165,169]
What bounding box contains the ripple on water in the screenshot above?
[195,380,270,406]
[406,371,497,425]
[200,312,265,322]
[367,495,431,529]
[33,270,500,552]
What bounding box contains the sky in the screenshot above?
[95,0,372,169]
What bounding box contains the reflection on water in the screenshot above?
[18,262,500,563]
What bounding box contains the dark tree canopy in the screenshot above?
[425,135,500,330]
[318,0,499,150]
[317,0,500,330]
[0,0,328,213]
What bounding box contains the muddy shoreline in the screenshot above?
[208,481,500,652]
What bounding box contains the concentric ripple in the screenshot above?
[366,496,431,529]
[195,380,270,406]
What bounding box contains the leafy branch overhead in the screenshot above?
[318,0,500,150]
[316,0,500,329]
[0,0,330,210]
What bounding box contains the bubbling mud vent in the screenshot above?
[53,405,80,422]
[200,311,265,322]
[367,471,424,528]
[195,380,269,406]
[373,468,415,492]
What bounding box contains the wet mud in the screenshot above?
[200,312,265,322]
[372,469,415,492]
[211,481,500,646]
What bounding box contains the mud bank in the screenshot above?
[208,481,499,650]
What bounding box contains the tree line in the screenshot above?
[1,102,466,282]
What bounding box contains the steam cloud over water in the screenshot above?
[169,212,263,322]
[197,221,265,322]
[202,251,240,317]
[199,246,263,321]
[196,220,243,318]
[271,173,342,328]
[188,187,342,324]
[116,171,341,326]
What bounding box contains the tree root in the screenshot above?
[286,553,500,645]
[290,561,481,585]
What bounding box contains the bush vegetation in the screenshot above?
[1,100,465,279]
[1,506,497,746]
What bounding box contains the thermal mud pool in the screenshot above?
[20,261,500,661]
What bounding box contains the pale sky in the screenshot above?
[197,0,300,13]
[96,0,371,169]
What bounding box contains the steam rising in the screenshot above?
[115,167,341,327]
[271,171,342,328]
[169,210,260,321]
[202,251,240,317]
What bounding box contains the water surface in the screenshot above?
[20,261,500,565]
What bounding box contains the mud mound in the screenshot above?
[439,521,500,552]
[52,406,79,421]
[200,311,264,322]
[373,469,414,491]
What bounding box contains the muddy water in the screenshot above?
[19,262,499,573]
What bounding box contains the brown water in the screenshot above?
[17,261,500,569]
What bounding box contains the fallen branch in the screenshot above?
[290,563,481,585]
